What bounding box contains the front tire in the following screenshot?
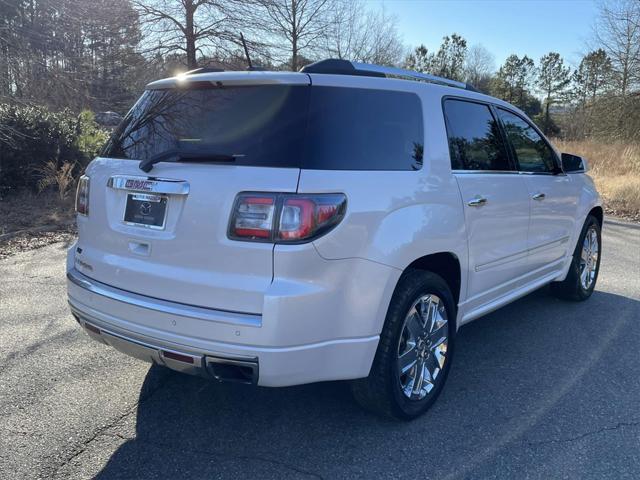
[351,270,455,420]
[551,214,602,301]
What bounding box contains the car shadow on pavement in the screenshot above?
[93,288,640,479]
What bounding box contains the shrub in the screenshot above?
[76,110,110,160]
[0,104,109,195]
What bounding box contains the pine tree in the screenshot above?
[537,52,571,134]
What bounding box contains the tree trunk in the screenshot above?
[291,36,298,71]
[290,0,298,71]
[185,0,198,69]
[544,95,551,135]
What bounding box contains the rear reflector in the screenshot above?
[162,350,195,364]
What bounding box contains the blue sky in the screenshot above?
[368,0,599,68]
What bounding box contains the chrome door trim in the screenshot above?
[452,170,518,175]
[67,268,262,327]
[452,170,567,177]
[107,175,190,195]
[518,171,567,177]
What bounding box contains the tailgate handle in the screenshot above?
[128,241,150,256]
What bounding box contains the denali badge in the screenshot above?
[125,179,156,191]
[74,257,94,272]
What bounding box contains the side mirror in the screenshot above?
[561,152,588,173]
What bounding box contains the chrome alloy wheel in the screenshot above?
[397,294,449,401]
[580,225,599,290]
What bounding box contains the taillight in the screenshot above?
[75,175,90,215]
[230,194,275,239]
[228,193,346,243]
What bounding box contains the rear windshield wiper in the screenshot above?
[139,150,238,172]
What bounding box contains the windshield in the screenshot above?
[102,84,424,171]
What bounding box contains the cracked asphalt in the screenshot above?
[1,217,639,479]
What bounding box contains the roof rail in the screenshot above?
[300,59,477,92]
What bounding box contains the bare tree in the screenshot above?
[251,0,336,70]
[327,2,403,66]
[464,44,495,91]
[594,0,640,96]
[134,0,244,69]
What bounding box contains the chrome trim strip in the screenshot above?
[107,175,190,195]
[452,170,567,176]
[452,169,518,175]
[67,268,262,327]
[517,171,567,177]
[71,307,259,382]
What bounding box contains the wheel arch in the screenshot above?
[404,252,462,313]
[589,205,603,226]
[557,203,604,283]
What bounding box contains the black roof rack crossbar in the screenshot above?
[300,59,478,92]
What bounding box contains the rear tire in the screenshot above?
[551,214,601,301]
[351,270,455,420]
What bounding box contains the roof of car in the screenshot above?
[145,59,526,118]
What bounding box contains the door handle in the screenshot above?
[467,196,488,207]
[532,192,546,201]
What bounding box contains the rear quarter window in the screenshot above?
[304,87,424,170]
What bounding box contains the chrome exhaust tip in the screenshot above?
[205,355,259,385]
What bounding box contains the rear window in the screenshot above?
[102,85,424,171]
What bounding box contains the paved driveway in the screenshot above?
[1,218,639,479]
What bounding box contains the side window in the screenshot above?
[305,87,424,170]
[443,99,511,171]
[497,109,557,173]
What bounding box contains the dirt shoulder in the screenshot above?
[0,191,77,259]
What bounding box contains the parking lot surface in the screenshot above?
[1,218,639,479]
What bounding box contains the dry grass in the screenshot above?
[36,161,76,201]
[552,139,640,221]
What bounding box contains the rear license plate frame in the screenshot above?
[123,193,168,230]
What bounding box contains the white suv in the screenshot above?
[67,59,602,419]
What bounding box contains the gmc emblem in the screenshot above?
[125,179,155,191]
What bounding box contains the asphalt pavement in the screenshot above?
[1,218,639,479]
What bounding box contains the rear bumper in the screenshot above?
[67,265,388,387]
[70,305,259,384]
